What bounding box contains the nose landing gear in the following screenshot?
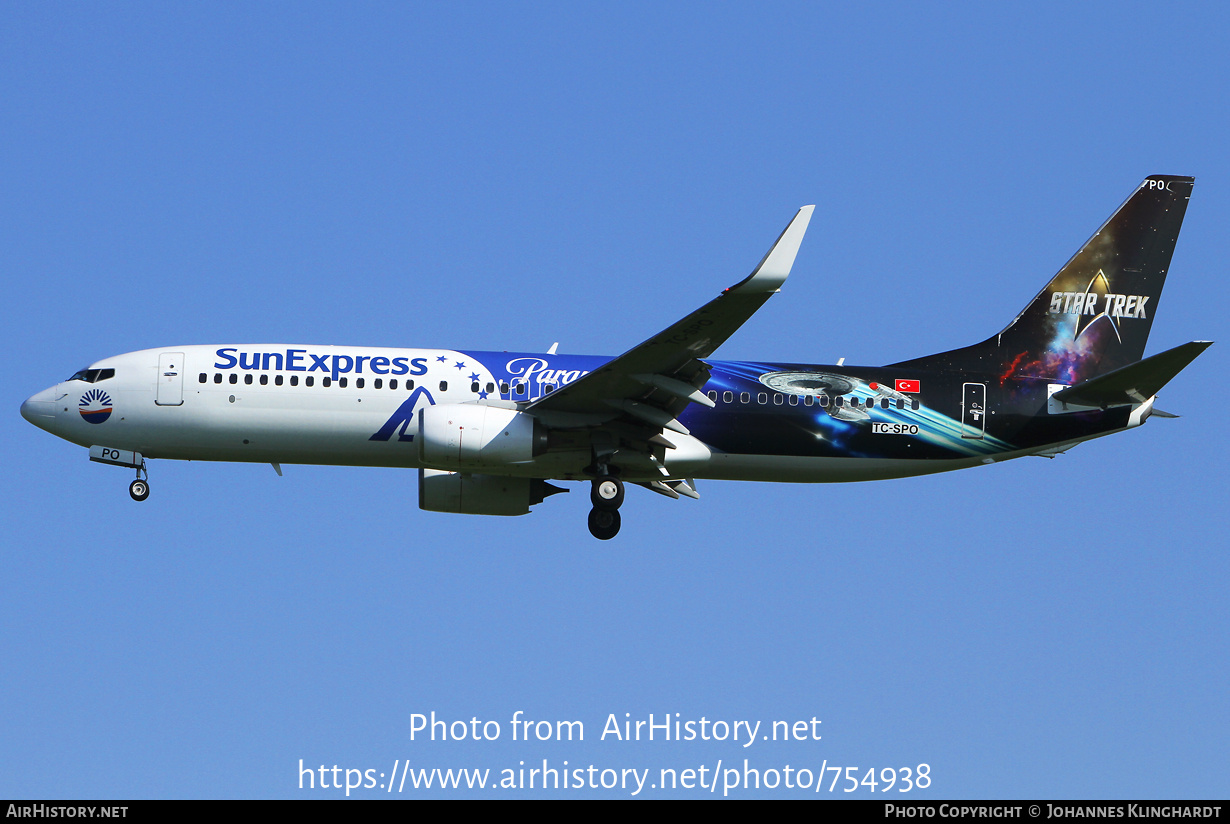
[587,474,624,539]
[128,460,150,502]
[129,479,150,502]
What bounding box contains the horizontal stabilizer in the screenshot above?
[1051,340,1212,408]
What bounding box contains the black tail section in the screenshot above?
[893,175,1194,385]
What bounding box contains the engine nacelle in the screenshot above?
[418,404,546,469]
[418,469,565,516]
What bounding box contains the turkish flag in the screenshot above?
[895,379,921,393]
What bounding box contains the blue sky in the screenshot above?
[3,2,1227,798]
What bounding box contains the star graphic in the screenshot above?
[454,361,466,370]
[436,355,447,363]
[468,373,480,382]
[478,390,489,400]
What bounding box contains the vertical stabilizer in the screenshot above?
[893,175,1194,384]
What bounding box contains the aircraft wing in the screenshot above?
[526,206,814,436]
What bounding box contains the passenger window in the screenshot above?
[214,374,222,384]
[740,392,750,403]
[199,373,207,383]
[819,395,829,408]
[881,398,889,409]
[323,377,332,387]
[788,395,798,406]
[544,384,554,394]
[339,377,347,388]
[471,381,480,393]
[229,374,238,384]
[290,375,299,386]
[357,378,365,389]
[896,398,904,409]
[515,384,526,396]
[486,383,495,393]
[804,395,813,406]
[372,378,380,389]
[405,380,413,390]
[723,391,733,403]
[757,392,767,404]
[275,375,284,386]
[305,376,314,387]
[389,379,397,390]
[834,396,844,407]
[259,374,268,386]
[500,382,510,394]
[244,374,253,385]
[439,381,447,392]
[773,394,783,405]
[911,399,920,410]
[708,390,717,402]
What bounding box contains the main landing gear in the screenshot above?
[129,460,150,502]
[587,474,624,540]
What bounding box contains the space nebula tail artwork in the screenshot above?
[892,175,1193,387]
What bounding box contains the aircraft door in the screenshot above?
[961,382,986,439]
[156,352,185,406]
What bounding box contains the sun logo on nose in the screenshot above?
[79,389,113,424]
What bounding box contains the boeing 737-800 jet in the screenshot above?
[22,176,1210,539]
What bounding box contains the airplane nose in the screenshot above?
[20,387,57,429]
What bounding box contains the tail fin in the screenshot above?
[893,175,1194,384]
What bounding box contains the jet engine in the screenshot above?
[418,469,566,516]
[418,404,547,469]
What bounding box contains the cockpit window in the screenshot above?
[67,368,115,383]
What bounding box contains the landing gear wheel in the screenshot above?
[587,507,621,540]
[129,479,150,502]
[591,476,624,511]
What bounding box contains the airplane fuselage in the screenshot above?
[22,343,1141,485]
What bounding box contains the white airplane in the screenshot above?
[22,176,1210,539]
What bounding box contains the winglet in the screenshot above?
[728,205,815,294]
